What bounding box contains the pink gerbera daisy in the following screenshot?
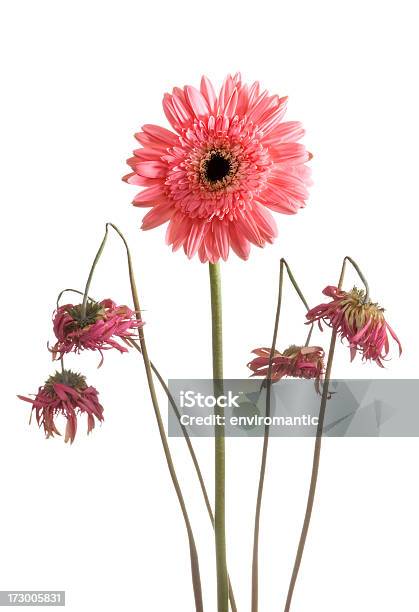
[306,286,402,367]
[18,370,104,443]
[248,345,325,392]
[51,298,142,365]
[124,73,312,262]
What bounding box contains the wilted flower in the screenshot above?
[248,345,325,392]
[124,73,312,263]
[18,370,104,443]
[51,298,142,365]
[306,286,402,366]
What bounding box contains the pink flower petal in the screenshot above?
[185,85,210,120]
[125,74,312,262]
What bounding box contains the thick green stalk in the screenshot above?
[209,262,228,612]
[283,257,349,612]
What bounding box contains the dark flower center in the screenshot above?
[204,152,232,183]
[45,369,87,394]
[67,301,105,329]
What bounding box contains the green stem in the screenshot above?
[282,260,310,310]
[209,262,228,612]
[251,260,284,612]
[344,256,369,300]
[111,224,204,612]
[283,257,347,612]
[81,226,109,317]
[83,224,204,612]
[251,259,310,612]
[57,283,238,609]
[57,288,90,309]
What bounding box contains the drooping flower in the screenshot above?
[18,370,104,443]
[306,286,402,367]
[248,345,325,392]
[124,73,312,263]
[51,298,142,365]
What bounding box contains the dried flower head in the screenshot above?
[248,345,325,392]
[124,73,312,262]
[51,298,142,365]
[18,370,104,443]
[306,286,402,366]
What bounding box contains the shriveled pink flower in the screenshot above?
[306,286,402,367]
[51,298,142,365]
[18,370,104,443]
[248,345,325,392]
[124,73,312,262]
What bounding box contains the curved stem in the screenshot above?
[209,262,228,612]
[343,256,369,300]
[84,223,204,612]
[283,257,347,612]
[282,260,310,310]
[56,288,95,309]
[56,288,96,377]
[112,224,204,612]
[56,286,237,609]
[251,260,284,612]
[251,258,310,612]
[81,226,109,316]
[128,338,238,612]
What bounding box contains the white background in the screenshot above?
[1,1,418,610]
